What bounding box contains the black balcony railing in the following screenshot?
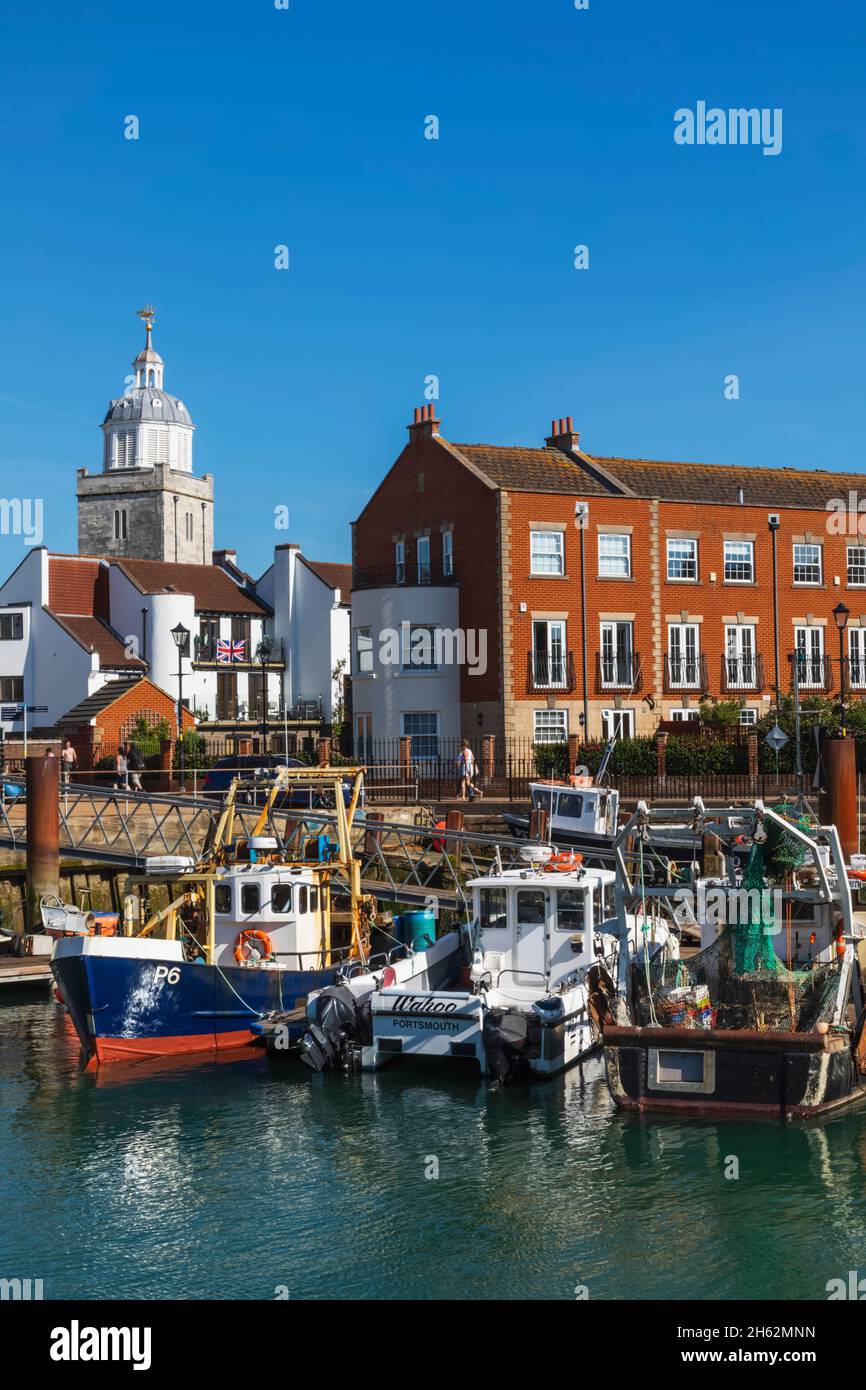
[788,653,833,692]
[194,637,285,667]
[595,651,643,692]
[352,564,458,590]
[720,653,765,693]
[844,656,866,691]
[527,650,576,693]
[664,652,709,693]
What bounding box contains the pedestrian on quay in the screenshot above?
[114,745,129,791]
[456,740,482,801]
[126,740,144,792]
[61,737,77,788]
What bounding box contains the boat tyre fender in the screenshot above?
[234,928,274,964]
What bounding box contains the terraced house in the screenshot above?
[351,405,866,755]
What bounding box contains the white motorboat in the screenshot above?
[359,853,679,1083]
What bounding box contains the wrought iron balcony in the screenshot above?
[844,656,866,691]
[352,564,457,590]
[527,650,576,693]
[664,652,709,693]
[595,651,643,693]
[720,654,765,693]
[788,653,833,692]
[194,637,285,668]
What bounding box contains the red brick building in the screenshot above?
[351,406,866,750]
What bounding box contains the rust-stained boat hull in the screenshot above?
[604,1024,866,1120]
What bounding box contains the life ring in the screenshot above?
[431,820,447,853]
[234,928,274,964]
[850,869,866,881]
[834,919,846,959]
[545,850,584,873]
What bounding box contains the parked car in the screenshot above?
[202,755,359,809]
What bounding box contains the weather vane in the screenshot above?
[137,304,155,339]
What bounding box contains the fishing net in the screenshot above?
[633,807,841,1032]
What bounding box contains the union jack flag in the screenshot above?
[216,638,246,663]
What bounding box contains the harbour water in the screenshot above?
[2,995,865,1301]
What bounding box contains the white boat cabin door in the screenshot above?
[514,886,549,989]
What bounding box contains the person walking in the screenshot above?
[114,745,129,792]
[126,740,144,792]
[60,738,77,788]
[456,740,481,801]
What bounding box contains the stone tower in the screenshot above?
[77,307,214,563]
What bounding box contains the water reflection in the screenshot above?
[1,1002,866,1300]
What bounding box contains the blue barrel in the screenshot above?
[400,910,436,951]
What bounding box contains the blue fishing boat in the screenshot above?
[52,768,374,1065]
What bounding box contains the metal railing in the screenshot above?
[352,564,457,590]
[595,651,643,692]
[789,653,833,692]
[720,653,765,692]
[664,653,709,693]
[526,650,576,693]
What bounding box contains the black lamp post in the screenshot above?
[171,622,190,791]
[255,634,274,751]
[833,602,850,736]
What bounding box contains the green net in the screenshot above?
[633,807,841,1032]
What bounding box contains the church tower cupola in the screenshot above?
[77,307,214,564]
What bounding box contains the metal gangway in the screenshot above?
[0,780,549,912]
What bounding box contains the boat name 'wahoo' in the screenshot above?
[49,1321,152,1371]
[390,995,459,1015]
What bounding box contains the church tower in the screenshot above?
[77,307,214,563]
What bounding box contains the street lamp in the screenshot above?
[833,602,850,736]
[768,514,781,712]
[171,622,190,791]
[255,634,275,752]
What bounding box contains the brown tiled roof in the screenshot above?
[300,557,353,592]
[110,559,267,614]
[48,557,110,618]
[49,614,146,669]
[589,457,866,508]
[451,444,614,495]
[449,440,866,508]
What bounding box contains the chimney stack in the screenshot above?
[407,402,441,438]
[545,415,580,453]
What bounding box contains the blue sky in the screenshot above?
[1,0,864,577]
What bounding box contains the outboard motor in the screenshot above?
[482,1010,530,1086]
[299,985,372,1073]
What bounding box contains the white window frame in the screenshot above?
[113,508,128,541]
[353,626,373,676]
[532,619,567,688]
[669,708,700,723]
[738,708,758,727]
[599,620,634,688]
[723,540,754,584]
[401,711,439,760]
[401,624,439,673]
[597,533,631,578]
[793,626,825,688]
[849,628,866,689]
[416,537,430,585]
[0,613,24,641]
[793,543,822,586]
[530,530,564,576]
[847,545,866,586]
[354,713,373,761]
[667,537,698,581]
[601,709,634,739]
[667,623,700,688]
[395,540,405,585]
[442,530,453,578]
[724,623,756,689]
[533,709,568,743]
